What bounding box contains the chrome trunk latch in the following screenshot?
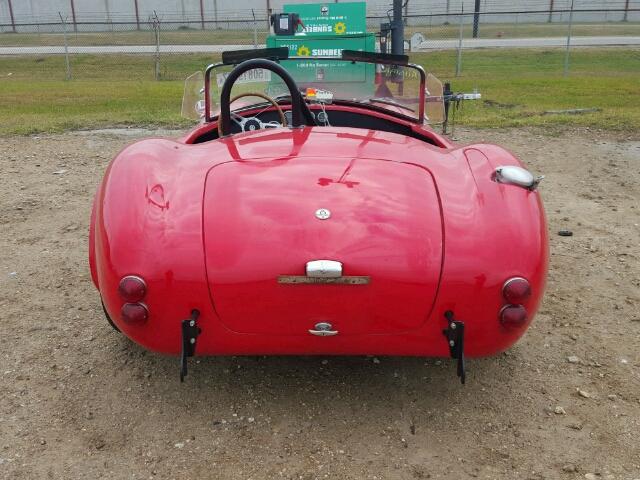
[278,260,369,285]
[309,322,338,337]
[306,260,342,278]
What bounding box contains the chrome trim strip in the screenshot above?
[278,275,370,285]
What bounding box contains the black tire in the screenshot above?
[101,299,121,333]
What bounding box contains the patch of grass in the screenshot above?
[0,53,218,81]
[0,80,193,134]
[0,48,639,135]
[411,48,640,131]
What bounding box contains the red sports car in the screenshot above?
[89,49,548,383]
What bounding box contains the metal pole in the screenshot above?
[266,0,271,30]
[153,13,160,81]
[104,0,112,30]
[252,9,257,49]
[624,0,630,21]
[69,0,77,32]
[8,0,16,33]
[391,0,404,55]
[199,0,205,30]
[548,0,554,23]
[472,0,480,38]
[455,8,464,77]
[59,13,72,81]
[563,0,574,77]
[133,0,140,30]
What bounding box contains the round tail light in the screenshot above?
[118,275,147,303]
[121,303,149,324]
[500,304,527,327]
[502,277,531,304]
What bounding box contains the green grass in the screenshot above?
[0,48,639,135]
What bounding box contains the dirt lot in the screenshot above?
[0,127,639,479]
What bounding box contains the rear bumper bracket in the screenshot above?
[443,311,466,384]
[180,309,201,382]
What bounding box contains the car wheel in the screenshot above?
[101,299,120,333]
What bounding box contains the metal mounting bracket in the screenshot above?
[180,309,201,382]
[443,311,466,384]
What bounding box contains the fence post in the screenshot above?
[59,13,72,81]
[134,0,140,30]
[624,0,630,21]
[153,13,161,81]
[563,0,574,77]
[252,9,258,49]
[455,9,464,77]
[69,0,77,33]
[266,0,272,30]
[7,0,16,32]
[472,0,480,38]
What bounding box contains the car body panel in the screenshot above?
[203,156,443,336]
[90,117,547,357]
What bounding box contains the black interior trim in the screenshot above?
[192,107,440,147]
[222,47,289,65]
[342,49,409,66]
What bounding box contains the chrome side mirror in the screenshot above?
[494,166,544,190]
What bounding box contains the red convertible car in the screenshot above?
[89,49,548,383]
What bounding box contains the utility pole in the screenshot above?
[472,0,480,38]
[391,0,404,55]
[548,0,554,23]
[199,0,204,29]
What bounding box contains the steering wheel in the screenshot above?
[218,58,316,137]
[218,92,287,137]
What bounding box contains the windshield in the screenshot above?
[206,57,425,122]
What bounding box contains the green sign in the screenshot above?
[267,34,375,91]
[267,33,374,59]
[283,2,367,36]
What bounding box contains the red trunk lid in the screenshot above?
[203,156,442,335]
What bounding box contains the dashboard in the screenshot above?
[284,109,330,126]
[192,105,440,147]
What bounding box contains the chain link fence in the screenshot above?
[0,8,638,82]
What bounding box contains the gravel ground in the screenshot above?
[0,127,639,480]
